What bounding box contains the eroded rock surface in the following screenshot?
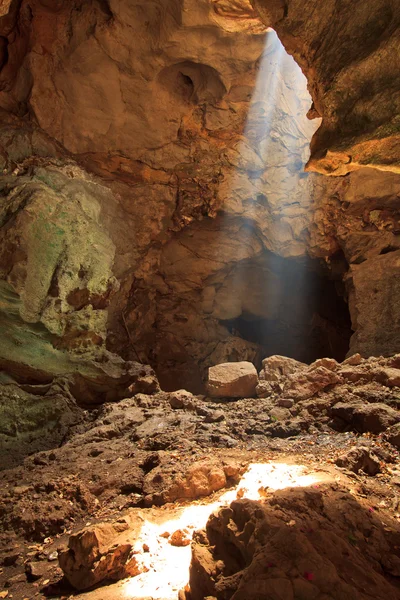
[253,0,400,175]
[186,485,400,599]
[0,2,397,390]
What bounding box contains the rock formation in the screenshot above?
[0,2,399,598]
[186,485,400,599]
[253,0,400,175]
[0,0,397,397]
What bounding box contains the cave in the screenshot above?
[219,252,352,366]
[0,1,400,599]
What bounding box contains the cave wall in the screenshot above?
[0,0,398,393]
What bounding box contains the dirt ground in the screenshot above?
[1,357,400,599]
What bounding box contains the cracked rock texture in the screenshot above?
[253,0,400,175]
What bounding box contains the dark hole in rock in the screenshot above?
[380,245,397,255]
[158,60,227,105]
[220,253,352,365]
[152,222,352,394]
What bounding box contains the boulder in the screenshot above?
[207,362,258,398]
[186,485,400,600]
[143,458,243,505]
[58,515,143,591]
[260,355,307,381]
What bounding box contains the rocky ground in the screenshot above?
[0,354,400,599]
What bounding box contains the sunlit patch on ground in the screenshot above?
[120,462,332,600]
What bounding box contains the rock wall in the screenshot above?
[0,0,398,393]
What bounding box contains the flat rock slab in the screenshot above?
[207,362,258,398]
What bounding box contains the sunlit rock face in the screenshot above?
[0,0,398,392]
[252,0,400,175]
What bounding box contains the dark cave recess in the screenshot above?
[220,252,352,366]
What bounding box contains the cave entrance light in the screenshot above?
[216,29,322,362]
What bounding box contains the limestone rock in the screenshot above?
[207,362,258,398]
[0,166,118,354]
[143,457,243,504]
[0,0,398,402]
[284,366,342,401]
[261,355,307,380]
[169,389,196,410]
[58,516,143,591]
[187,485,400,600]
[254,0,400,175]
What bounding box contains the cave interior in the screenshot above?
[0,1,400,599]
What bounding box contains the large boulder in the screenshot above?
[185,485,400,600]
[284,366,342,401]
[207,362,258,398]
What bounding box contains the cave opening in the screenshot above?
[219,252,352,366]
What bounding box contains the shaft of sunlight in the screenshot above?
[214,30,322,363]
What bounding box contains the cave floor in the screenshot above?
[1,388,400,599]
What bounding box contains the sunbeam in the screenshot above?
[213,29,323,363]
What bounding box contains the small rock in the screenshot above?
[277,398,294,408]
[169,529,191,547]
[269,407,291,421]
[255,381,274,398]
[47,551,58,562]
[335,446,381,475]
[58,517,144,590]
[204,410,225,423]
[160,531,170,539]
[309,357,339,371]
[169,389,195,410]
[342,353,363,366]
[25,561,50,581]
